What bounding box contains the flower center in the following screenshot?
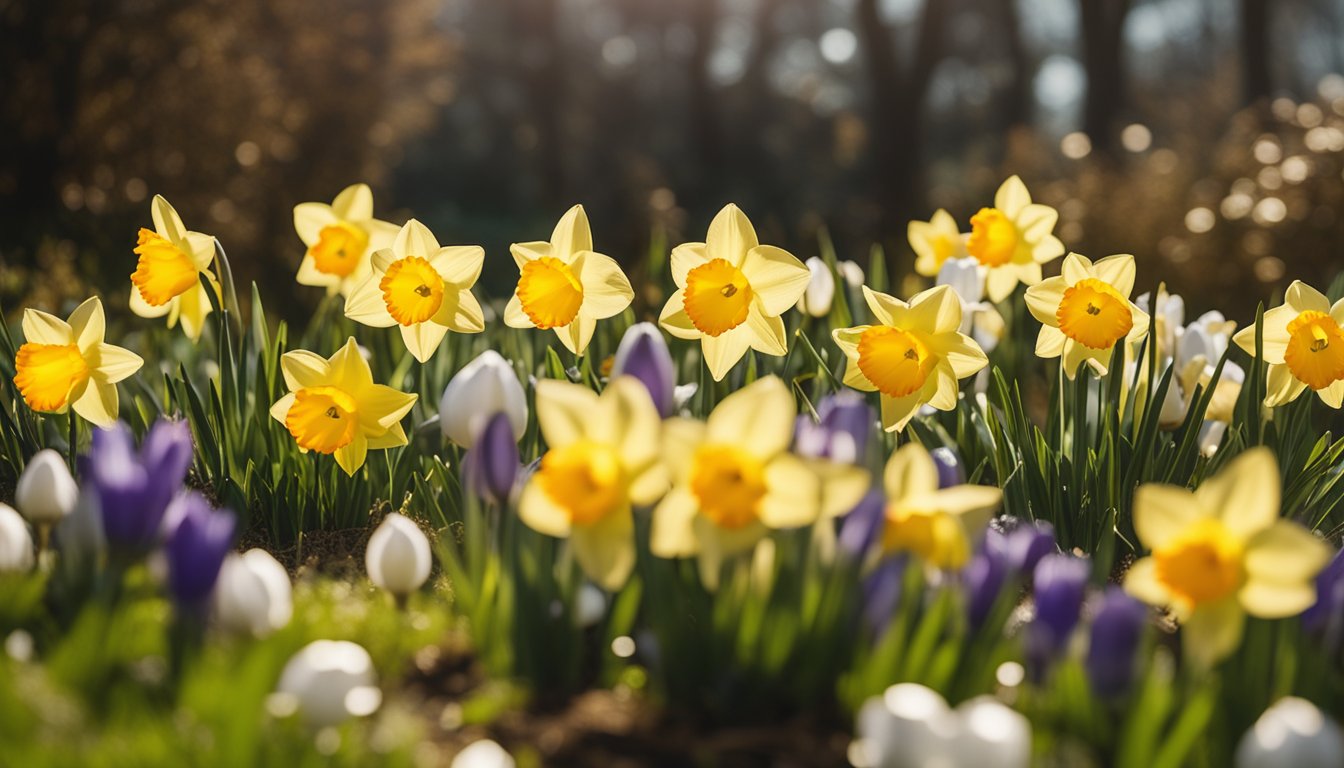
[1153,518,1244,608]
[131,228,200,306]
[309,222,370,277]
[966,208,1018,268]
[517,256,584,330]
[285,386,359,454]
[881,505,968,569]
[380,255,445,326]
[683,258,755,336]
[1284,310,1344,390]
[1056,278,1134,350]
[13,343,89,412]
[689,444,767,530]
[856,326,936,398]
[536,440,626,526]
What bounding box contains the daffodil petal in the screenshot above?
[401,321,449,363]
[356,384,418,435]
[740,245,809,316]
[879,391,923,432]
[367,422,408,450]
[670,242,710,288]
[706,204,758,265]
[1123,557,1173,606]
[1243,520,1332,586]
[1239,580,1318,619]
[907,285,962,335]
[22,308,73,346]
[503,294,535,329]
[334,433,368,476]
[550,205,593,261]
[269,392,296,424]
[985,267,1020,303]
[129,284,172,318]
[994,175,1031,218]
[331,183,374,222]
[280,350,333,391]
[294,202,338,245]
[575,251,634,319]
[433,288,486,333]
[1093,254,1136,297]
[745,310,787,356]
[510,240,550,270]
[662,418,708,485]
[1024,277,1067,325]
[570,508,635,591]
[70,380,118,428]
[1133,483,1203,550]
[1285,280,1331,314]
[861,285,904,327]
[1196,447,1279,538]
[758,454,822,528]
[518,481,571,537]
[936,333,988,379]
[883,443,939,501]
[395,219,441,259]
[152,195,187,243]
[1035,324,1067,357]
[650,487,702,558]
[701,326,752,381]
[536,379,600,449]
[90,343,144,384]
[1265,362,1308,407]
[705,375,795,458]
[430,246,485,287]
[1181,597,1245,669]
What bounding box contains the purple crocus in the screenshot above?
[80,420,193,555]
[965,533,1010,628]
[794,390,874,465]
[1026,554,1091,679]
[929,447,965,488]
[837,491,886,559]
[988,518,1057,575]
[612,323,676,418]
[163,492,236,608]
[462,412,521,505]
[862,556,906,633]
[1086,588,1148,698]
[1303,548,1344,652]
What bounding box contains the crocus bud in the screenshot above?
[452,739,516,768]
[213,549,293,638]
[988,518,1057,575]
[796,257,835,317]
[440,351,528,448]
[275,640,381,728]
[0,504,34,573]
[838,491,886,560]
[1026,554,1090,678]
[162,493,236,608]
[1303,548,1344,654]
[611,323,676,417]
[1085,588,1147,698]
[853,684,1031,768]
[365,513,432,599]
[795,390,874,465]
[862,557,906,633]
[82,420,193,555]
[1236,697,1344,768]
[929,446,965,488]
[15,449,78,527]
[964,537,1009,629]
[462,413,521,505]
[936,257,985,306]
[837,260,865,289]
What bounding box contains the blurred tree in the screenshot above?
[1241,0,1272,105]
[1079,0,1132,159]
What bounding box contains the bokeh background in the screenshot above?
[3,0,1344,325]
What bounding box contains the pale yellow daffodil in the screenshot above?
[1025,253,1149,379]
[518,377,666,591]
[878,443,1001,569]
[909,209,967,278]
[1124,448,1332,668]
[344,219,485,363]
[128,195,221,341]
[1232,280,1344,408]
[965,176,1064,302]
[269,338,419,476]
[13,297,143,427]
[293,183,400,297]
[659,204,810,381]
[832,285,988,433]
[505,205,634,357]
[649,376,868,589]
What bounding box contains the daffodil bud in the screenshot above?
[452,739,516,768]
[1236,697,1344,768]
[612,323,676,417]
[440,350,528,448]
[365,513,431,598]
[213,549,293,638]
[16,449,78,527]
[0,504,34,573]
[274,640,381,728]
[796,257,836,317]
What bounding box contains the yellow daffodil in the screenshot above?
[659,204,810,381]
[1024,253,1149,379]
[1232,280,1344,408]
[650,376,868,589]
[909,209,967,277]
[505,205,634,357]
[14,297,143,427]
[293,183,400,297]
[1124,448,1332,668]
[518,377,665,590]
[878,443,1001,569]
[344,220,485,363]
[832,285,988,433]
[128,195,221,341]
[269,338,418,476]
[965,176,1064,302]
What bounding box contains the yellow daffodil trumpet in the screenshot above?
[878,443,1001,570]
[1024,252,1149,379]
[128,195,221,342]
[1232,280,1344,408]
[965,176,1065,302]
[293,183,401,297]
[909,209,968,278]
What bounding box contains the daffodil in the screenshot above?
[1232,280,1344,408]
[910,209,967,277]
[965,176,1064,302]
[1124,448,1332,668]
[876,443,1001,569]
[1024,253,1149,379]
[832,285,988,432]
[517,377,665,590]
[659,204,810,381]
[504,205,634,357]
[128,195,221,341]
[344,220,485,363]
[13,297,143,427]
[269,338,418,476]
[293,183,400,297]
[650,376,868,589]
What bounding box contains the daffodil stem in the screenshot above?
[67,412,79,472]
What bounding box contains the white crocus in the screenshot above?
[837,260,865,289]
[274,640,381,728]
[440,350,528,448]
[1236,697,1344,768]
[213,549,293,638]
[937,257,1005,353]
[15,449,78,529]
[854,683,1031,768]
[365,513,432,599]
[796,257,836,317]
[452,739,516,768]
[0,504,34,573]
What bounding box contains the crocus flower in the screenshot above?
[964,538,1008,629]
[1085,588,1148,698]
[365,513,432,599]
[505,205,634,357]
[929,446,965,489]
[1235,697,1344,768]
[275,640,381,728]
[855,683,1031,768]
[796,257,836,317]
[1026,554,1090,678]
[838,260,865,289]
[875,443,1001,570]
[1302,548,1344,651]
[127,195,221,341]
[1024,253,1150,379]
[838,491,887,560]
[213,549,293,638]
[293,183,400,297]
[269,338,418,476]
[82,420,193,554]
[461,412,522,505]
[439,349,528,448]
[162,493,236,608]
[965,175,1064,302]
[16,449,78,527]
[344,220,485,362]
[14,296,144,427]
[910,208,967,278]
[1232,280,1344,408]
[794,389,874,465]
[0,504,34,573]
[611,322,676,417]
[862,555,907,632]
[659,204,810,381]
[937,257,1005,354]
[988,518,1057,575]
[833,285,988,432]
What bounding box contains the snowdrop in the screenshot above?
[365,513,432,600]
[274,640,381,728]
[0,504,34,573]
[15,450,78,531]
[213,549,293,638]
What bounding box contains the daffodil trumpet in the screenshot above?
[294,183,400,298]
[1233,280,1344,408]
[1024,253,1150,380]
[128,195,224,342]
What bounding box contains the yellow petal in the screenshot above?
[844,360,877,392]
[994,175,1031,218]
[151,195,188,243]
[22,307,73,346]
[1024,276,1067,326]
[879,390,923,432]
[926,364,959,411]
[1181,597,1245,669]
[518,480,571,537]
[662,418,707,484]
[280,350,332,391]
[367,422,409,450]
[356,384,418,435]
[70,380,118,428]
[934,485,1002,518]
[1035,325,1067,357]
[328,338,374,391]
[334,433,368,476]
[740,245,809,316]
[706,204,758,265]
[430,245,485,287]
[433,288,485,334]
[1196,447,1279,539]
[1265,362,1308,407]
[331,183,374,222]
[906,285,962,335]
[510,240,550,269]
[400,321,449,363]
[1243,520,1332,588]
[394,219,441,260]
[128,284,171,318]
[1133,483,1203,550]
[650,487,703,557]
[1017,203,1059,242]
[269,392,296,424]
[670,242,710,288]
[183,231,217,271]
[832,326,864,359]
[342,278,397,328]
[604,376,665,488]
[1123,557,1173,607]
[1092,254,1136,297]
[549,205,593,261]
[884,443,939,501]
[745,311,787,356]
[814,461,871,519]
[67,297,105,352]
[294,202,338,244]
[503,294,534,329]
[705,375,794,458]
[1239,580,1318,619]
[935,333,987,379]
[90,343,144,384]
[175,279,215,342]
[758,454,822,528]
[701,326,752,381]
[570,508,635,591]
[985,267,1020,303]
[536,379,600,449]
[575,252,634,318]
[658,292,700,340]
[1319,380,1344,409]
[1060,252,1093,284]
[1285,280,1331,314]
[861,285,905,327]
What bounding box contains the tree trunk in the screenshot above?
[1240,0,1272,106]
[1080,0,1131,159]
[997,0,1032,130]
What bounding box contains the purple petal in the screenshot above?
[164,493,236,606]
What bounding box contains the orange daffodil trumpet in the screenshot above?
[14,297,143,427]
[966,176,1065,302]
[1232,280,1344,408]
[1124,448,1332,668]
[505,205,634,357]
[659,205,810,381]
[128,195,221,342]
[293,183,400,297]
[878,443,1001,570]
[909,209,967,278]
[344,220,485,363]
[1025,253,1149,379]
[832,285,988,433]
[269,338,418,476]
[517,377,666,591]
